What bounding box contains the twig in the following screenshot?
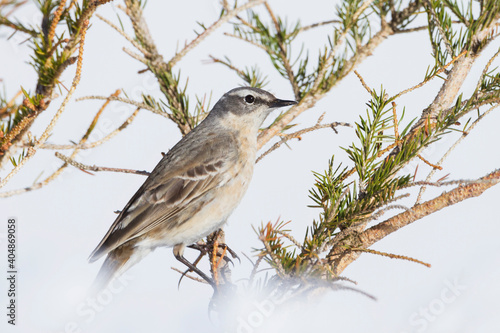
[168,0,266,67]
[248,255,264,287]
[264,2,299,99]
[171,267,208,284]
[472,46,500,105]
[0,0,112,168]
[223,32,271,53]
[260,236,287,278]
[403,178,499,189]
[1,93,134,198]
[207,55,245,77]
[122,47,149,65]
[350,247,431,268]
[40,108,139,150]
[328,168,500,274]
[369,204,410,221]
[55,152,150,176]
[275,230,302,249]
[391,49,467,99]
[339,140,402,183]
[394,21,463,34]
[48,0,67,44]
[394,25,428,33]
[310,0,375,94]
[326,187,351,225]
[76,95,172,119]
[354,70,372,94]
[415,103,500,203]
[96,13,150,56]
[0,90,22,118]
[297,20,340,34]
[256,117,351,163]
[424,0,454,56]
[259,222,287,278]
[315,187,352,254]
[0,15,38,37]
[257,0,397,149]
[417,154,443,170]
[0,18,90,189]
[392,102,399,140]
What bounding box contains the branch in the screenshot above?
[328,168,500,274]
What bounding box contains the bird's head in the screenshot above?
[209,87,297,132]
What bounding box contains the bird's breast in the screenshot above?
[140,134,257,248]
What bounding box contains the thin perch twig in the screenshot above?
[257,115,351,163]
[55,152,150,176]
[76,95,172,119]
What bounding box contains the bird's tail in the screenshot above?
[89,243,150,295]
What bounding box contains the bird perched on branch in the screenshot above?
[88,87,296,290]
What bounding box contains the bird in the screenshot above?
[88,87,297,291]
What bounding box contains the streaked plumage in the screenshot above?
[89,87,296,290]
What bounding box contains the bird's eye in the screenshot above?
[245,95,255,104]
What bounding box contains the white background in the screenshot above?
[1,1,500,332]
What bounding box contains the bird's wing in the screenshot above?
[88,131,238,262]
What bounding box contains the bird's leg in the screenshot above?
[173,244,215,288]
[176,250,206,288]
[188,238,240,265]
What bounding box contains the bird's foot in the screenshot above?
[188,241,240,265]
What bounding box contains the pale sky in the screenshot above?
[1,1,500,332]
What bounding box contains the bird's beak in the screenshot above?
[270,99,298,109]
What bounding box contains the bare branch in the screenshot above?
[123,47,149,64]
[76,95,172,119]
[350,247,431,268]
[55,152,150,176]
[297,20,340,34]
[171,267,208,284]
[256,115,351,163]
